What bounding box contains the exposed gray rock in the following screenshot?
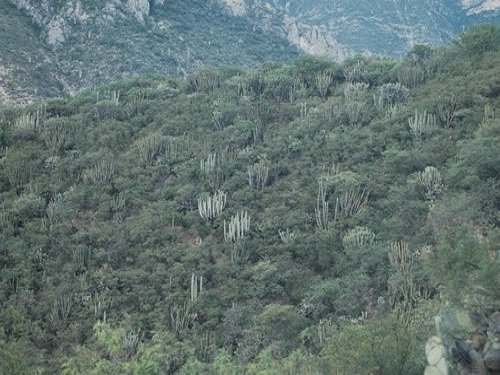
[127,0,150,23]
[484,349,500,371]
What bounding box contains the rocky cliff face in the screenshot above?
[0,0,299,104]
[462,0,500,15]
[9,0,152,45]
[424,308,500,374]
[220,0,500,59]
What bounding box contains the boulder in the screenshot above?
[484,349,500,371]
[426,336,446,366]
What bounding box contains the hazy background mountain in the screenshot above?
[1,0,499,103]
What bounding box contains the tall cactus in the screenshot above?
[42,119,69,154]
[110,90,120,106]
[418,166,443,201]
[343,226,375,251]
[397,66,425,88]
[343,60,366,82]
[248,159,269,189]
[83,157,115,185]
[72,245,92,273]
[211,98,224,130]
[300,102,310,125]
[408,109,436,138]
[198,190,227,221]
[376,83,409,110]
[200,152,226,191]
[224,210,250,242]
[230,241,250,265]
[137,132,164,165]
[169,302,192,335]
[48,295,72,329]
[388,241,417,306]
[12,106,45,138]
[278,228,296,244]
[200,153,217,176]
[335,189,369,220]
[315,71,333,99]
[315,178,329,230]
[344,82,369,125]
[190,272,203,303]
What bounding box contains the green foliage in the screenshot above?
[0,29,499,374]
[136,132,164,165]
[0,339,33,375]
[457,25,500,56]
[426,227,499,308]
[82,156,116,185]
[318,305,430,375]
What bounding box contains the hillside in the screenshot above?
[0,26,499,374]
[0,0,300,104]
[1,0,500,104]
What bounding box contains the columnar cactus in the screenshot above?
[342,226,375,250]
[397,66,425,88]
[344,82,369,125]
[248,160,269,189]
[315,178,329,230]
[278,228,296,244]
[198,190,227,221]
[335,189,369,220]
[200,153,217,176]
[418,166,443,200]
[388,241,417,306]
[224,210,250,242]
[314,71,333,99]
[42,119,69,154]
[408,109,436,138]
[83,157,115,185]
[137,132,164,165]
[190,272,203,303]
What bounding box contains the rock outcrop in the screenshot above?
[462,0,500,15]
[220,0,500,59]
[425,308,500,375]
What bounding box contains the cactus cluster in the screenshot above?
[190,272,203,303]
[315,178,329,230]
[342,226,375,250]
[224,210,250,243]
[314,71,333,99]
[198,190,227,221]
[137,132,164,165]
[248,160,269,189]
[335,189,369,220]
[83,157,116,185]
[418,166,443,201]
[408,109,437,138]
[344,82,369,125]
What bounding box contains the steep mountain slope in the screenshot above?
[220,0,500,57]
[0,0,300,103]
[0,1,64,104]
[0,0,499,104]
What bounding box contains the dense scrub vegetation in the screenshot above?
[0,26,499,374]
